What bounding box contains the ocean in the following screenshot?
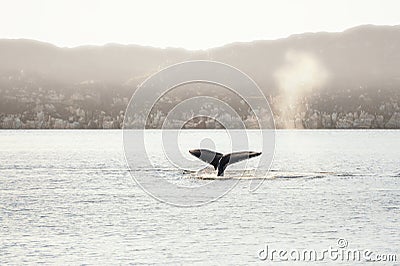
[1,130,399,264]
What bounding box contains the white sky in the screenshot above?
[0,0,399,50]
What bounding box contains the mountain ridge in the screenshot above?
[0,24,399,92]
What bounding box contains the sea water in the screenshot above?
[0,130,399,264]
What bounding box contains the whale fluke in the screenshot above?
[189,149,262,176]
[189,149,222,170]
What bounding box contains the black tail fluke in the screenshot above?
[189,149,262,176]
[189,149,223,170]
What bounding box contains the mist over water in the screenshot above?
[274,50,329,128]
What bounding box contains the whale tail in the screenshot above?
[189,149,222,170]
[189,149,262,176]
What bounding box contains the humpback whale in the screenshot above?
[189,149,262,176]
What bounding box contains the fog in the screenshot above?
[274,50,329,127]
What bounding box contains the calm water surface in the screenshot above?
[0,130,399,264]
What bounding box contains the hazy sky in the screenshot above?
[0,0,399,49]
